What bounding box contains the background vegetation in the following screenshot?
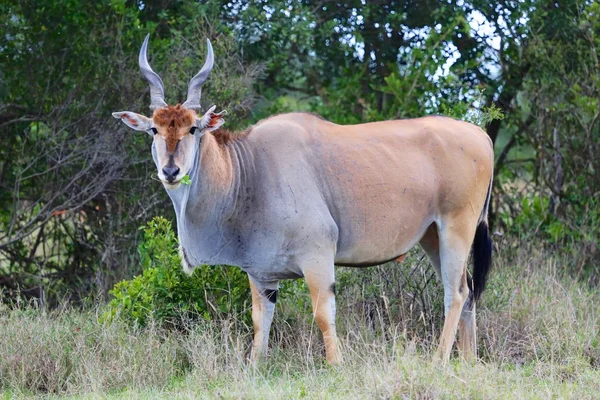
[0,0,598,397]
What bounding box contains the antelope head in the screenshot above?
[113,34,225,189]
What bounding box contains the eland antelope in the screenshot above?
[113,35,494,364]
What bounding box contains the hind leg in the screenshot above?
[421,222,477,361]
[457,286,477,361]
[421,223,473,360]
[420,223,441,278]
[435,216,478,362]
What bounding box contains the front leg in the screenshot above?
[248,276,278,363]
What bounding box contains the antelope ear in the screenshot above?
[112,111,153,134]
[196,105,227,133]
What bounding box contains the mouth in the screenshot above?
[162,180,181,189]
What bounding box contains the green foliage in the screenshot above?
[104,217,250,328]
[499,192,599,280]
[180,175,192,185]
[500,194,551,239]
[476,102,505,128]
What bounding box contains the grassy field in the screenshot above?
[1,243,598,399]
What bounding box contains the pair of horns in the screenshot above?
[139,34,214,110]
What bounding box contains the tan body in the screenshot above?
[229,113,494,363]
[113,36,494,365]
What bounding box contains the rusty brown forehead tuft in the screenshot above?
[153,104,195,152]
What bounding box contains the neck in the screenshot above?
[195,132,236,205]
[167,131,254,267]
[167,132,248,227]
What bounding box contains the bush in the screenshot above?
[103,217,250,328]
[498,191,599,283]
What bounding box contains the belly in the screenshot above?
[334,211,433,266]
[331,178,436,266]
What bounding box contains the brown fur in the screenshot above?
[210,127,252,146]
[153,104,195,152]
[153,104,254,150]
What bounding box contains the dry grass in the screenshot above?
[1,244,599,399]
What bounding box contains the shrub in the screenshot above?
[103,217,250,328]
[498,191,599,282]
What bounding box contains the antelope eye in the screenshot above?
[189,126,198,135]
[150,127,158,135]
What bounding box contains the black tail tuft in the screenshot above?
[472,220,492,301]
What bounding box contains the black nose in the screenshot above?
[162,166,180,182]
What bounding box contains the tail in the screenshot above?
[472,178,493,301]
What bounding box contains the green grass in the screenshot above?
[1,244,598,399]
